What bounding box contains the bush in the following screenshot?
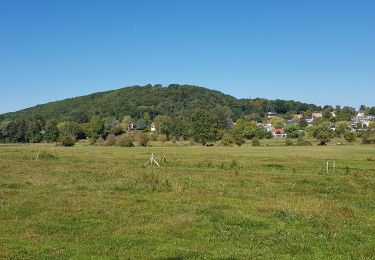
[138,133,149,147]
[362,133,375,144]
[96,137,106,146]
[157,134,167,143]
[149,133,158,141]
[117,135,134,147]
[221,133,234,146]
[110,126,123,136]
[285,138,293,146]
[105,134,117,146]
[188,138,196,146]
[252,138,260,146]
[233,130,245,146]
[61,136,75,146]
[170,136,177,144]
[89,137,96,145]
[297,136,312,146]
[37,150,58,160]
[344,131,356,143]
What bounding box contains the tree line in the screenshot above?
[1,85,374,146]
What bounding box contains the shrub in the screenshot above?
[252,138,260,146]
[221,133,234,146]
[170,136,177,144]
[89,137,96,145]
[110,126,123,136]
[61,136,75,146]
[188,138,196,146]
[105,134,117,146]
[233,130,245,146]
[362,133,375,144]
[149,133,158,141]
[157,134,167,143]
[37,150,58,160]
[297,136,312,146]
[117,135,134,147]
[344,131,356,143]
[96,137,106,146]
[285,138,293,146]
[138,133,149,147]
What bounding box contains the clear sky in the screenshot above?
[0,0,374,113]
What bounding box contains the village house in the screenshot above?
[259,123,273,132]
[305,117,314,125]
[267,112,277,119]
[351,114,375,129]
[150,123,157,132]
[272,128,286,138]
[285,119,295,125]
[312,112,323,118]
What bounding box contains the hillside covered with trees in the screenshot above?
[0,84,321,122]
[1,84,374,146]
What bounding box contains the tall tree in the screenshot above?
[191,110,220,145]
[89,116,105,139]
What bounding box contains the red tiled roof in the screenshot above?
[272,128,284,134]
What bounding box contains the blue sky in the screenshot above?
[0,0,374,113]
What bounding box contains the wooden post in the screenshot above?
[36,151,40,161]
[145,153,160,167]
[326,161,329,174]
[161,153,167,163]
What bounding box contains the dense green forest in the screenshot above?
[0,84,321,122]
[1,84,374,145]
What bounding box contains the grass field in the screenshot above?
[0,142,374,259]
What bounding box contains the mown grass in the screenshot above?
[0,143,374,259]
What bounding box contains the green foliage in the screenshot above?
[61,136,75,146]
[243,123,268,139]
[58,121,86,140]
[307,122,333,145]
[362,132,375,144]
[344,131,356,142]
[136,133,149,147]
[251,138,260,146]
[335,106,355,121]
[191,110,220,145]
[285,138,293,146]
[117,135,134,147]
[284,124,301,139]
[297,118,308,130]
[232,129,245,146]
[270,117,285,128]
[0,85,321,126]
[157,134,167,143]
[296,136,312,146]
[109,126,123,136]
[89,116,105,139]
[220,133,235,146]
[105,134,117,146]
[136,118,148,130]
[335,121,350,137]
[37,150,59,160]
[44,120,59,142]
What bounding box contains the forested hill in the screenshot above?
[0,84,321,122]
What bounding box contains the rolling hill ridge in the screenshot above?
[0,84,321,122]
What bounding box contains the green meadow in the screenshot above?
[0,143,374,259]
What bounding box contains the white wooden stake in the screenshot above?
[326,161,329,174]
[145,153,160,167]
